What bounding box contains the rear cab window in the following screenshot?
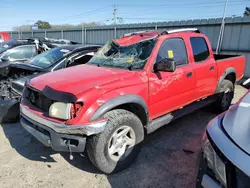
[190,37,210,63]
[156,38,188,67]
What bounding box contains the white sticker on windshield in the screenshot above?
[3,44,9,48]
[60,49,70,53]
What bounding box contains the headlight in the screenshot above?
[201,131,227,187]
[214,152,226,185]
[49,102,71,120]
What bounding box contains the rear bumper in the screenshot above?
[0,99,19,123]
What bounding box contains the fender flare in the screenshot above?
[215,67,236,93]
[90,94,149,122]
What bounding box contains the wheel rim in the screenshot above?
[108,125,136,162]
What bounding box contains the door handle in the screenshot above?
[186,72,192,78]
[210,66,215,71]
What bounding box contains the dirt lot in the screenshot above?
[0,86,247,188]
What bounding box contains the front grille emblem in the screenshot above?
[30,92,36,103]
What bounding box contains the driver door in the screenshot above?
[148,37,196,119]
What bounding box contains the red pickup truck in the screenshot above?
[20,28,245,173]
[0,32,10,43]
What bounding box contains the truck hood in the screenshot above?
[222,92,250,155]
[29,65,138,96]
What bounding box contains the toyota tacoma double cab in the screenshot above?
[20,28,245,174]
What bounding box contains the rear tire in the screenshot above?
[86,109,144,174]
[212,80,234,113]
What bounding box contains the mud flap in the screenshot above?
[0,99,20,123]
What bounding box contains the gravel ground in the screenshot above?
[0,85,247,188]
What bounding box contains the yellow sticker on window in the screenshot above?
[126,58,134,63]
[168,50,174,58]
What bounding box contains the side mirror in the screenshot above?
[154,58,176,72]
[1,55,10,62]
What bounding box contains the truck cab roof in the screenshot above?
[113,28,200,46]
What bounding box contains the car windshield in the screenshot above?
[30,47,71,68]
[87,39,156,70]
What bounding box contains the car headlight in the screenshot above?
[201,131,227,187]
[49,102,71,120]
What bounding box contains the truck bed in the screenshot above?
[214,54,242,61]
[215,54,245,81]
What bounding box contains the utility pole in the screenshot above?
[216,0,228,54]
[113,5,117,38]
[113,5,117,25]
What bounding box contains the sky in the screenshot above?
[0,0,249,31]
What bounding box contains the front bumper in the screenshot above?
[196,151,222,188]
[20,103,107,136]
[21,117,86,152]
[20,103,107,152]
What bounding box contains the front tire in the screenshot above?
[86,109,144,174]
[213,80,234,113]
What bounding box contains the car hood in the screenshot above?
[222,92,250,155]
[9,62,42,71]
[12,73,44,95]
[29,65,140,96]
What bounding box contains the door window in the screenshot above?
[156,38,188,66]
[190,37,210,63]
[5,45,37,60]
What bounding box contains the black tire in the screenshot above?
[86,109,144,174]
[212,80,234,113]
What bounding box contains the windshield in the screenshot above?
[87,39,156,70]
[30,47,71,68]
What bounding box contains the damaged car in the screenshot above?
[0,44,101,122]
[0,38,52,77]
[28,37,80,48]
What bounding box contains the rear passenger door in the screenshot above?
[190,37,217,98]
[149,38,196,119]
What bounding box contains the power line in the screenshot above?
[117,0,249,7]
[121,14,242,21]
[48,5,112,22]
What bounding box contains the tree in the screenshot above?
[244,7,250,17]
[12,21,105,31]
[12,25,32,31]
[35,20,52,29]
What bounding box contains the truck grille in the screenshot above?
[26,87,53,112]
